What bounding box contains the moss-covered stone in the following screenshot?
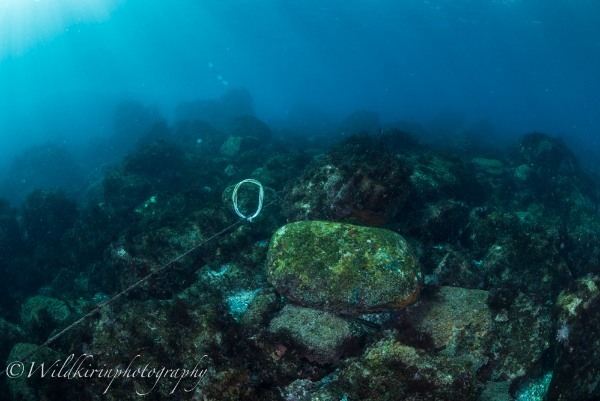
[267,221,422,313]
[325,334,479,400]
[269,304,358,364]
[20,296,71,342]
[403,286,550,387]
[282,135,411,225]
[407,286,492,363]
[240,289,280,330]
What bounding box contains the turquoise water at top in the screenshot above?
[0,0,598,165]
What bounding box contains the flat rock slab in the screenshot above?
[269,304,356,364]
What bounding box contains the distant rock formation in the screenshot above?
[175,88,254,131]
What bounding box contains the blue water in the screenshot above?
[0,0,599,166]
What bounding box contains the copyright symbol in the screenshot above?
[6,361,25,378]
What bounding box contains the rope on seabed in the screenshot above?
[1,179,269,376]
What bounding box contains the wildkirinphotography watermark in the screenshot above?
[5,353,209,396]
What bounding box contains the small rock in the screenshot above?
[269,304,357,364]
[20,295,71,341]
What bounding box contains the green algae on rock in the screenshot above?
[20,295,71,342]
[269,304,358,364]
[266,221,422,313]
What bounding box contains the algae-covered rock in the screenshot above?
[282,135,411,226]
[266,221,422,313]
[269,304,358,364]
[20,295,71,341]
[324,335,479,400]
[407,286,492,360]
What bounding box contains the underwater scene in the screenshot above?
[1,1,599,400]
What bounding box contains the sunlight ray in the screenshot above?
[0,0,120,57]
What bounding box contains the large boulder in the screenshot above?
[266,221,422,314]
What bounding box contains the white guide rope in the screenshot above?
[232,179,264,222]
